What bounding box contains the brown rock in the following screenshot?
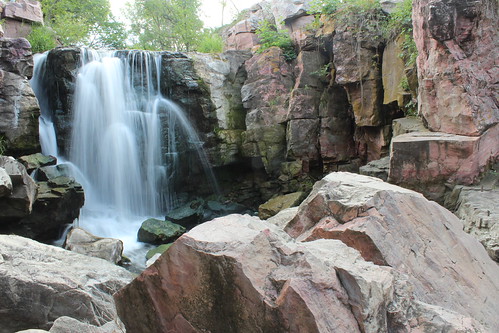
[382,35,408,107]
[284,172,499,330]
[258,192,305,219]
[413,0,499,135]
[333,27,383,127]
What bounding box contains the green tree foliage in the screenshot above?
[127,0,203,52]
[197,29,223,53]
[32,0,126,51]
[27,25,57,54]
[255,20,296,61]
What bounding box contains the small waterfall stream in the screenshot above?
[32,49,218,267]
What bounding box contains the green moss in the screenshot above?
[146,243,173,260]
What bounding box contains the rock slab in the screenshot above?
[0,235,133,332]
[283,172,499,330]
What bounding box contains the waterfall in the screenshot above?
[33,49,218,266]
[31,53,58,157]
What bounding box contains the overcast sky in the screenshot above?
[110,0,261,28]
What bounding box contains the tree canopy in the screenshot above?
[29,0,127,52]
[126,0,204,51]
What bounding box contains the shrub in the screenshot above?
[255,20,296,61]
[27,25,57,54]
[197,29,223,53]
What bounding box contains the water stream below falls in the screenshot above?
[32,49,218,269]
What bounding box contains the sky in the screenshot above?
[110,0,262,28]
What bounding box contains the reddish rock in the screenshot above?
[286,118,320,161]
[286,15,316,50]
[241,48,294,173]
[2,0,43,24]
[286,88,320,120]
[115,190,487,332]
[354,125,391,162]
[283,173,499,331]
[293,50,327,89]
[413,0,499,135]
[0,38,33,78]
[389,125,499,188]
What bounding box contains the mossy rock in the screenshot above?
[258,192,306,220]
[145,243,173,260]
[137,218,186,245]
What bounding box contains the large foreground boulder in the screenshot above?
[114,174,497,332]
[0,235,133,332]
[283,172,499,329]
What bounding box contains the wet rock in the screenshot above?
[0,234,133,332]
[165,199,204,229]
[258,192,305,220]
[392,116,428,137]
[115,214,484,333]
[284,172,499,330]
[137,218,186,245]
[359,156,390,181]
[18,153,57,174]
[13,176,84,241]
[65,228,124,265]
[0,69,40,155]
[413,0,498,135]
[43,47,81,155]
[0,167,13,197]
[36,163,72,181]
[0,156,36,219]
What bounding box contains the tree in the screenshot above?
[37,0,127,49]
[127,0,203,52]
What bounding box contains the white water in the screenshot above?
[33,49,218,268]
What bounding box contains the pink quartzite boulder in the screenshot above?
[413,0,499,135]
[283,173,499,331]
[389,125,499,188]
[114,173,497,332]
[2,0,43,24]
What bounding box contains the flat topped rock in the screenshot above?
[137,218,186,245]
[392,117,429,137]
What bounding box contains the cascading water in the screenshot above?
[32,49,218,268]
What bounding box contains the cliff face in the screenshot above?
[414,0,498,136]
[0,37,40,156]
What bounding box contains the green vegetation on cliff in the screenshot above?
[255,20,296,61]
